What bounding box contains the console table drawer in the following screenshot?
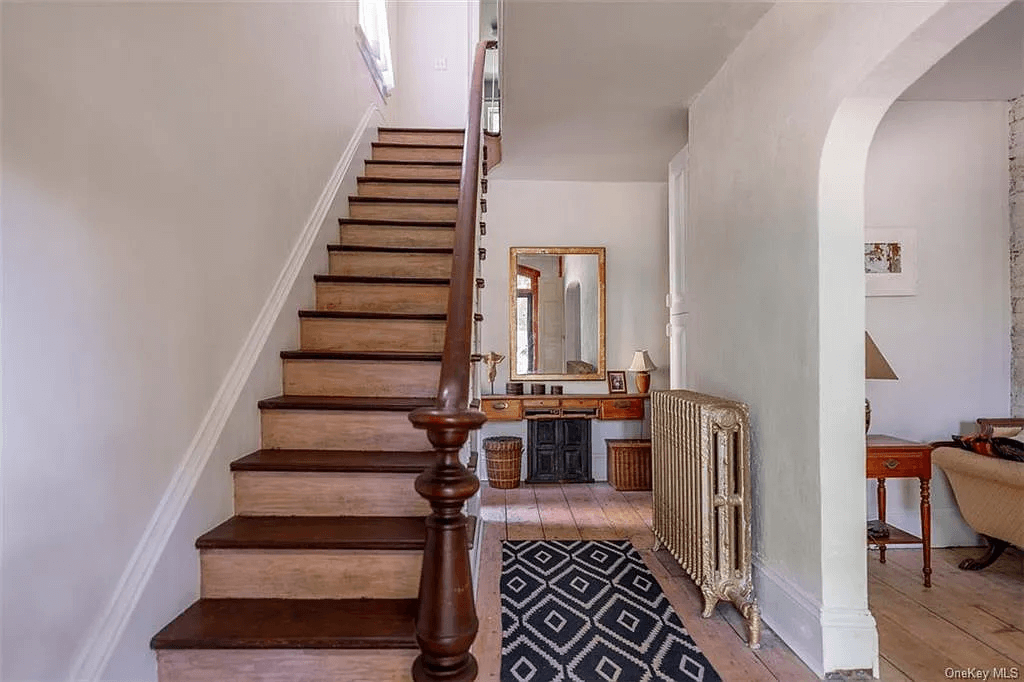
[482,398,523,421]
[599,398,644,420]
[562,398,600,410]
[523,398,560,409]
[866,451,930,479]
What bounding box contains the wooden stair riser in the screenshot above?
[283,358,440,397]
[234,471,430,516]
[261,409,430,450]
[315,282,449,315]
[358,181,459,200]
[200,549,421,599]
[339,224,455,250]
[372,146,462,162]
[157,650,417,682]
[300,318,445,353]
[329,252,452,279]
[364,161,461,180]
[378,130,464,145]
[349,201,456,222]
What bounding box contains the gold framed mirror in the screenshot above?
[508,247,606,381]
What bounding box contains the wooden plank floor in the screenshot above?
[869,543,1024,681]
[471,483,816,682]
[472,483,1024,681]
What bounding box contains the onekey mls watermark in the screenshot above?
[945,668,1020,680]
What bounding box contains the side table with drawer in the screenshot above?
[866,434,933,587]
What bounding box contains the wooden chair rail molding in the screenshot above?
[406,38,497,682]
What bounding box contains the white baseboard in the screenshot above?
[753,557,825,676]
[753,557,878,677]
[67,103,383,682]
[821,606,878,678]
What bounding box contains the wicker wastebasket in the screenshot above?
[483,436,523,489]
[606,438,652,491]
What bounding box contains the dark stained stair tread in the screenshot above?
[257,396,435,411]
[348,196,458,205]
[314,274,450,285]
[379,127,464,133]
[151,598,417,650]
[231,449,437,473]
[326,245,454,254]
[363,159,461,166]
[280,350,444,362]
[371,142,462,150]
[357,177,460,185]
[338,218,455,228]
[297,310,446,320]
[196,516,477,551]
[196,516,428,550]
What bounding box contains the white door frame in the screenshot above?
[667,146,689,389]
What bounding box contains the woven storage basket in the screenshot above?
[606,438,652,491]
[483,436,523,489]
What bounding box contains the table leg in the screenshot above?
[921,478,931,587]
[877,477,887,564]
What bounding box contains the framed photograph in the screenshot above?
[607,370,627,394]
[865,228,917,297]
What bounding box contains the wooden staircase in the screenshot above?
[151,128,479,682]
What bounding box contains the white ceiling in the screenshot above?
[899,0,1023,101]
[494,1,772,181]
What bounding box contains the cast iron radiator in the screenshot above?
[651,390,761,648]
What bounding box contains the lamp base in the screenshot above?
[634,372,650,394]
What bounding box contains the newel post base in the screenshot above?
[409,407,486,682]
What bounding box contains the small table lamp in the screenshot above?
[865,331,898,432]
[628,350,657,394]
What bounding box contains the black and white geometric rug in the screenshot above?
[501,540,722,682]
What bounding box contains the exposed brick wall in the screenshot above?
[1011,96,1024,415]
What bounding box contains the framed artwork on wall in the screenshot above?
[865,228,917,296]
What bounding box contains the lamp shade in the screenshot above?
[629,350,657,372]
[866,332,897,380]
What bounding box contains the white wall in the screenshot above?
[478,180,668,480]
[865,100,1010,547]
[389,0,473,129]
[685,1,1010,675]
[1,3,385,680]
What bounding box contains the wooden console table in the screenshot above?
[481,394,648,421]
[867,435,933,587]
[482,394,648,484]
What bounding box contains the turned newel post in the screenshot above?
[409,407,486,682]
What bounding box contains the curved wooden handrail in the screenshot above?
[407,39,497,682]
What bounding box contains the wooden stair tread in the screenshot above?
[371,142,462,150]
[314,274,450,285]
[280,350,443,362]
[338,218,455,228]
[326,245,453,255]
[379,127,464,133]
[196,516,428,550]
[348,196,458,205]
[258,395,434,411]
[231,449,437,473]
[358,176,460,185]
[298,310,446,321]
[364,160,461,167]
[151,598,417,650]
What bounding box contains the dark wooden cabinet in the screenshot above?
[527,418,592,483]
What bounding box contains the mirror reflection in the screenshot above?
[509,247,606,380]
